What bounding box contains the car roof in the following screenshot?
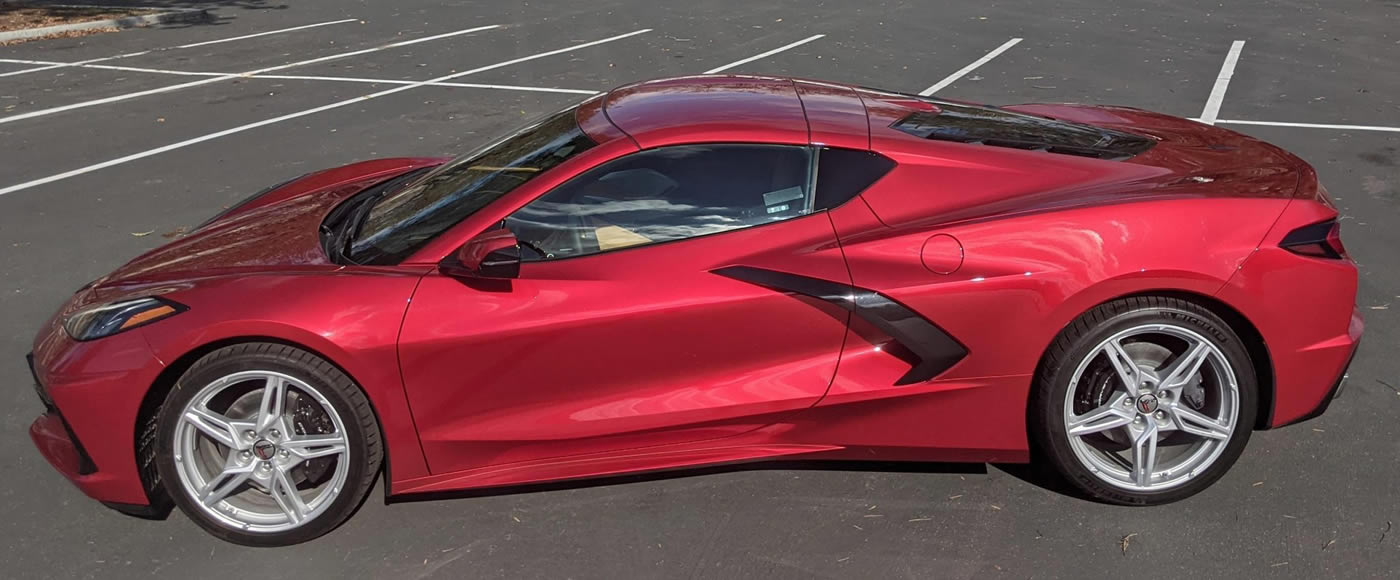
[594,75,872,149]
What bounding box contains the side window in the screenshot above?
[813,148,896,211]
[506,144,814,261]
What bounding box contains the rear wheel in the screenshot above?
[1030,296,1257,504]
[155,343,381,546]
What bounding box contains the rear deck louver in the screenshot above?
[891,102,1156,161]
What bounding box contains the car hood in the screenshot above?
[93,158,443,292]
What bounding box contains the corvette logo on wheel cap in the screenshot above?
[252,439,275,460]
[1136,394,1160,414]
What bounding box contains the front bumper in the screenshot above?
[25,318,168,509]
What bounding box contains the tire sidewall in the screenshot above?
[155,348,373,546]
[1035,302,1258,505]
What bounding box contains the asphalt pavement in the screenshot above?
[1,1,1397,578]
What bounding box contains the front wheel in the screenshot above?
[155,343,382,546]
[1030,296,1258,505]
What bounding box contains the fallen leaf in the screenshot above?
[1271,562,1289,567]
[908,517,932,522]
[990,505,1002,511]
[1323,538,1336,551]
[1121,533,1138,555]
[1023,76,1045,80]
[948,494,963,500]
[1312,428,1325,432]
[1252,481,1264,487]
[1370,304,1390,310]
[131,230,155,237]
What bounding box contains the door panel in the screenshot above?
[398,213,850,475]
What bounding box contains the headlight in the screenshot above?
[63,297,186,341]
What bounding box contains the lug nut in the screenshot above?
[1155,411,1167,420]
[279,449,289,458]
[269,429,281,440]
[239,450,252,461]
[243,430,256,440]
[260,461,271,471]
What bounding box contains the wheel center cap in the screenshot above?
[1135,394,1160,414]
[252,439,276,460]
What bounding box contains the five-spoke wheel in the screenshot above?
[1032,297,1257,504]
[156,344,381,546]
[173,370,350,531]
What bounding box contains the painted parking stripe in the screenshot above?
[1199,40,1245,125]
[0,59,602,91]
[0,19,359,79]
[174,18,360,49]
[0,29,652,198]
[0,24,502,126]
[252,74,600,95]
[704,34,826,74]
[918,37,1022,96]
[1215,119,1400,133]
[0,58,229,77]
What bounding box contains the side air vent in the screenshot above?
[891,102,1156,161]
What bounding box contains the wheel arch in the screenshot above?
[133,336,393,511]
[1031,288,1276,433]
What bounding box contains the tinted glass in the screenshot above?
[505,144,813,261]
[349,107,595,264]
[814,148,896,210]
[892,101,1155,160]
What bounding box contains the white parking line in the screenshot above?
[0,63,65,78]
[1199,40,1245,125]
[174,18,360,49]
[0,58,228,77]
[0,58,604,92]
[704,34,825,74]
[0,19,359,79]
[0,24,502,126]
[918,37,1022,96]
[1215,119,1400,133]
[253,74,599,95]
[0,29,651,197]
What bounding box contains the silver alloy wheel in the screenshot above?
[172,370,350,533]
[1062,324,1239,492]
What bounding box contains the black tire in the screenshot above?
[154,343,382,546]
[1029,296,1258,505]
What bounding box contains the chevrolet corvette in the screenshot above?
[26,75,1362,546]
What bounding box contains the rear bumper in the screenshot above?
[1276,334,1359,428]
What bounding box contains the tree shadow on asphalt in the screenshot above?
[17,0,287,10]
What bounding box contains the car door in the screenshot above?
[398,144,853,475]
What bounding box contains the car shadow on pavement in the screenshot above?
[386,459,1086,504]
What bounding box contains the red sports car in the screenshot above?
[27,75,1361,546]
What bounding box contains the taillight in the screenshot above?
[1280,219,1347,259]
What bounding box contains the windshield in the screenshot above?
[348,106,596,264]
